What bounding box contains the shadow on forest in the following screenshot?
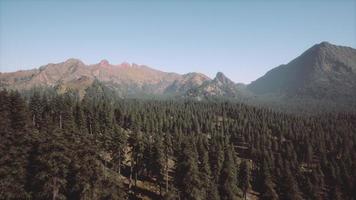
[121,165,163,200]
[126,184,162,200]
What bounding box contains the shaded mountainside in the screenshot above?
[247,42,356,100]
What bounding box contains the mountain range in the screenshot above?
[1,41,355,106]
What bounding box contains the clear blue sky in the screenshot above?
[0,0,355,83]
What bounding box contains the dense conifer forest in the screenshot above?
[1,83,355,200]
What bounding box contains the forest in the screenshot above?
[0,82,355,200]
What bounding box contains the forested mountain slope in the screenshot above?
[1,84,355,200]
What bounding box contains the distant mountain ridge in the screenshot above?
[1,42,356,104]
[0,58,214,97]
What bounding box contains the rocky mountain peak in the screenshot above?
[120,62,131,68]
[318,41,332,48]
[99,59,110,67]
[214,72,235,85]
[64,58,84,65]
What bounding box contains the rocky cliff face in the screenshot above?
[185,72,240,98]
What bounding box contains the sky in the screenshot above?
[0,0,355,83]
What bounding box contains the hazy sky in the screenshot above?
[0,0,355,83]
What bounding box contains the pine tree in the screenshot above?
[238,160,250,200]
[197,137,220,200]
[175,138,204,200]
[33,128,71,200]
[151,134,165,195]
[29,90,43,128]
[260,163,278,200]
[110,125,127,176]
[1,89,356,200]
[73,102,86,133]
[0,91,30,199]
[163,132,173,194]
[279,169,303,200]
[129,131,145,191]
[219,146,241,200]
[209,135,225,184]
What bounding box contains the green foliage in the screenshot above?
[219,145,241,200]
[0,88,355,200]
[175,139,205,200]
[0,91,31,199]
[238,160,250,199]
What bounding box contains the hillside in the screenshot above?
[1,88,355,200]
[247,42,356,100]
